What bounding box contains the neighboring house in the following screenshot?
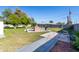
[35,25,41,32]
[37,23,63,28]
[73,24,79,32]
[33,24,64,32]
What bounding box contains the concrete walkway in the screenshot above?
[16,32,58,52]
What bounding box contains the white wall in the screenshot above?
[0,21,4,38]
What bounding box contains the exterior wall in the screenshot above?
[0,21,4,38]
[37,24,63,28]
[35,25,41,32]
[35,24,64,32]
[73,24,79,32]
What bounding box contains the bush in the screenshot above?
[70,35,76,41]
[72,36,79,50]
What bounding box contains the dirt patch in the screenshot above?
[50,41,76,52]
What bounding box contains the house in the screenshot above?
[73,24,79,32]
[33,23,64,32]
[37,23,63,28]
[0,21,4,38]
[35,25,41,32]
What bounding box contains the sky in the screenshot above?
[0,6,79,24]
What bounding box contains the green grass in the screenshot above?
[48,28,62,32]
[0,28,45,51]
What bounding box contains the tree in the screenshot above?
[2,8,36,29]
[2,8,13,24]
[49,20,53,23]
[20,15,31,28]
[30,17,36,27]
[2,8,12,18]
[8,14,20,29]
[14,8,26,17]
[56,22,65,25]
[15,8,31,28]
[4,19,11,24]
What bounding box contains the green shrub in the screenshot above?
[74,32,79,37]
[73,36,79,50]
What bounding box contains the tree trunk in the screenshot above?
[13,25,17,29]
[14,26,16,29]
[24,25,27,32]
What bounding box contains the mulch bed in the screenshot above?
[50,41,76,52]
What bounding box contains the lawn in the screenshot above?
[0,28,45,52]
[48,28,62,32]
